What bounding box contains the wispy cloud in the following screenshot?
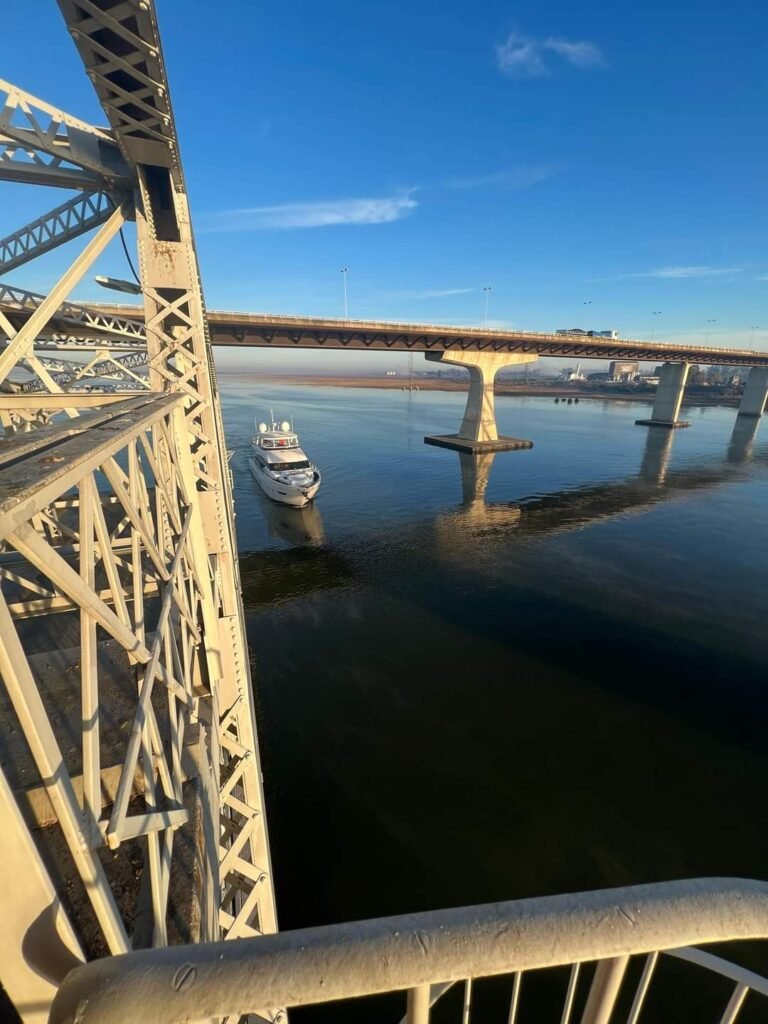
[447,164,558,190]
[203,194,417,231]
[543,37,606,68]
[755,273,768,281]
[642,265,742,279]
[496,30,606,78]
[496,33,548,78]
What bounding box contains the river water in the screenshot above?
[221,378,768,1017]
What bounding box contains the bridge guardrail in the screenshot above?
[49,877,768,1024]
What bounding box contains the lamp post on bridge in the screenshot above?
[750,325,760,346]
[341,267,349,319]
[483,286,492,329]
[705,319,716,345]
[583,299,592,329]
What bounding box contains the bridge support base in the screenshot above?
[634,419,690,429]
[737,366,768,417]
[424,349,537,450]
[635,362,690,429]
[425,433,532,453]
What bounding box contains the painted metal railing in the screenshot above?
[49,877,768,1024]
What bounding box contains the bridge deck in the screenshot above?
[14,303,768,366]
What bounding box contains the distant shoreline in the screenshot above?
[219,373,742,409]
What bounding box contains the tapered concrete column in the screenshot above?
[737,366,768,417]
[424,350,537,452]
[636,362,690,428]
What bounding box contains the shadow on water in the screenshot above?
[241,412,768,1023]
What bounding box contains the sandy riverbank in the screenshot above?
[220,373,742,409]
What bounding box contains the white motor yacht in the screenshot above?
[249,416,321,507]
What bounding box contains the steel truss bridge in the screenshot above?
[1,5,768,1024]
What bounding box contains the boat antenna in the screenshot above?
[270,407,274,428]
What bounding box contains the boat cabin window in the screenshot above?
[268,459,310,471]
[261,437,298,449]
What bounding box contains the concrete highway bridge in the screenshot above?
[7,300,768,452]
[2,4,768,1024]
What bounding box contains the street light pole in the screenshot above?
[483,286,492,328]
[341,267,349,319]
[705,318,716,344]
[750,325,760,345]
[583,299,592,329]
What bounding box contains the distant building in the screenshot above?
[587,371,611,382]
[608,360,639,382]
[561,363,586,383]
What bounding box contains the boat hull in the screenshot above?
[248,457,320,507]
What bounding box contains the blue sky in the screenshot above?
[3,1,768,373]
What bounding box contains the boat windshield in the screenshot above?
[268,460,310,472]
[260,437,299,449]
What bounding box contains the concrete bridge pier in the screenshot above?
[737,366,768,417]
[636,362,690,429]
[424,350,538,452]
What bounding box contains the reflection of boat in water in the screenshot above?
[249,415,321,507]
[259,494,325,547]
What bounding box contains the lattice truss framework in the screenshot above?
[0,1,279,1013]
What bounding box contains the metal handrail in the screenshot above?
[49,877,768,1023]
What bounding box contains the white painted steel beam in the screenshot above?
[0,394,181,535]
[0,284,147,343]
[0,191,116,275]
[0,202,129,387]
[0,78,131,187]
[0,766,84,1024]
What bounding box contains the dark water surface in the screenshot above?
[222,378,768,1000]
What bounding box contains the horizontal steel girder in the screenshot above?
[0,286,146,342]
[0,192,119,276]
[0,78,132,189]
[18,350,148,392]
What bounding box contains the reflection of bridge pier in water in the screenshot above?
[437,420,768,548]
[459,451,496,505]
[728,414,761,464]
[639,428,676,484]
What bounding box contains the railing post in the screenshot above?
[580,956,629,1024]
[406,984,431,1024]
